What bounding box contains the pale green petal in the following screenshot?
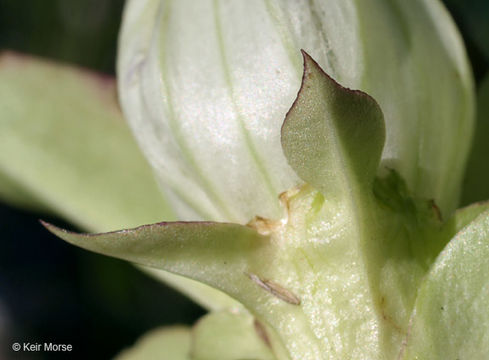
[118,0,300,223]
[118,0,473,221]
[190,311,276,360]
[402,210,489,359]
[115,326,191,360]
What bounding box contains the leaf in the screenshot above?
[402,210,489,359]
[41,217,311,359]
[0,51,174,231]
[0,52,238,312]
[115,326,191,360]
[115,312,278,360]
[281,50,385,199]
[0,168,48,212]
[42,220,275,308]
[141,268,241,312]
[190,311,276,360]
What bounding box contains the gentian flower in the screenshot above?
[1,1,488,359]
[117,0,474,223]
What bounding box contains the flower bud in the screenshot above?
[117,0,474,222]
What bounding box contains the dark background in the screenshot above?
[0,0,488,359]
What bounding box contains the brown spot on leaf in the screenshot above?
[246,273,301,305]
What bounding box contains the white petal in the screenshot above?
[118,0,474,221]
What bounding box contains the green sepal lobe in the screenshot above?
[281,50,385,198]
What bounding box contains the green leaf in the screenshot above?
[281,50,385,199]
[0,168,48,212]
[0,52,238,312]
[190,311,276,360]
[40,215,315,359]
[0,51,173,231]
[461,73,489,205]
[115,313,278,360]
[402,210,489,359]
[41,220,274,309]
[141,268,242,312]
[115,326,191,360]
